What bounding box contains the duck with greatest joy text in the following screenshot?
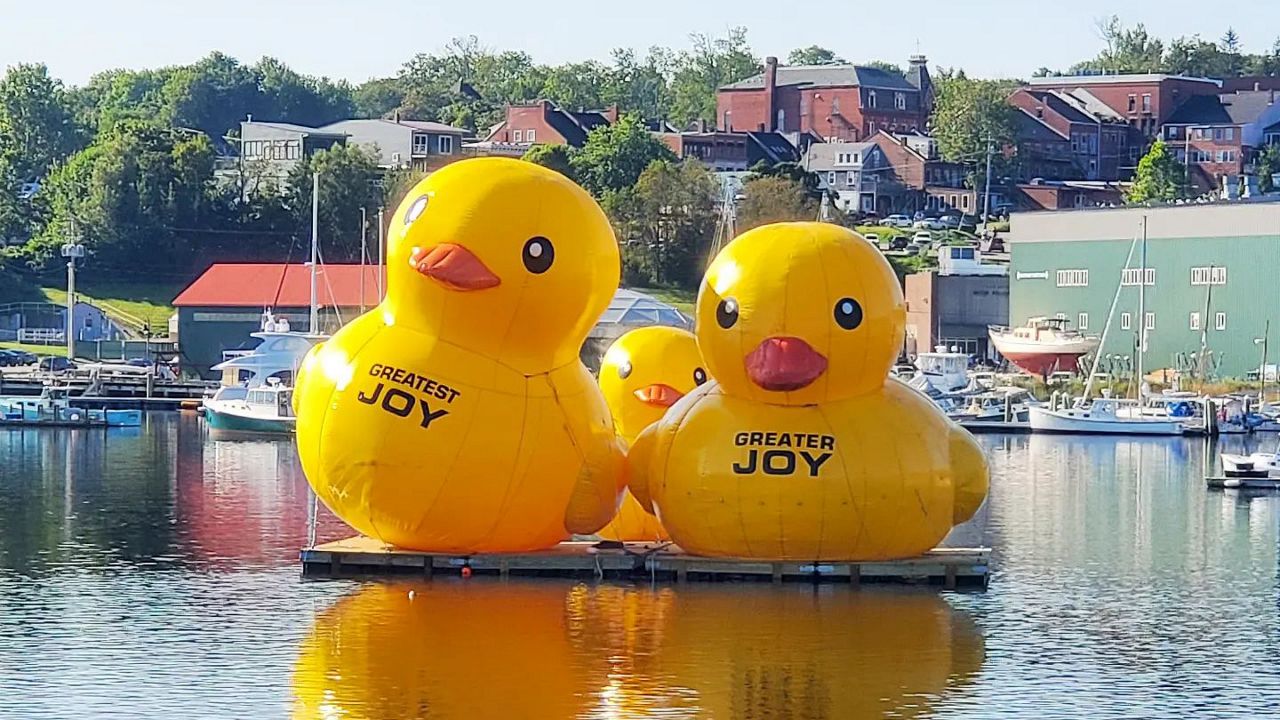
[628,222,989,561]
[596,326,705,542]
[293,158,626,553]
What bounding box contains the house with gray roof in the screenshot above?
[717,55,934,142]
[320,118,467,172]
[804,142,887,213]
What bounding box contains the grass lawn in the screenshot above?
[41,280,180,335]
[0,341,65,357]
[629,286,696,316]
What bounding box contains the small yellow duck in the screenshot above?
[596,326,705,541]
[629,222,988,561]
[294,158,625,553]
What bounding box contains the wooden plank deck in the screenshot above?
[301,537,991,589]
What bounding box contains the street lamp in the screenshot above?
[1256,321,1270,405]
[60,222,85,362]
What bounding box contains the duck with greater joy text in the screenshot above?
[628,222,989,561]
[293,157,626,553]
[596,326,705,542]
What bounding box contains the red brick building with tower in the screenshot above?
[716,55,934,141]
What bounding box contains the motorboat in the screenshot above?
[989,317,1100,376]
[204,379,296,435]
[0,385,142,427]
[949,387,1039,423]
[910,347,976,395]
[1220,452,1280,478]
[1028,394,1186,435]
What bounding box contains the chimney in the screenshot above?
[1255,81,1262,92]
[393,109,401,123]
[246,113,253,123]
[764,56,778,132]
[603,104,619,123]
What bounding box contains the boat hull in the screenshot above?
[997,351,1090,376]
[204,405,295,435]
[1029,407,1185,435]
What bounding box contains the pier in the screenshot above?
[301,537,991,589]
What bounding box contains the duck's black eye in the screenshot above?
[618,361,632,380]
[716,298,738,329]
[693,367,707,386]
[405,195,428,225]
[834,297,862,330]
[523,236,554,274]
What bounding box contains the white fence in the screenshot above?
[17,328,64,345]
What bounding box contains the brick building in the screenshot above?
[1023,74,1222,139]
[1007,87,1135,180]
[1161,94,1247,192]
[485,100,618,148]
[657,130,808,171]
[870,131,979,215]
[717,55,933,141]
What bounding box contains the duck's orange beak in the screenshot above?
[745,336,827,392]
[633,383,683,408]
[409,244,500,291]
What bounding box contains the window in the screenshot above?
[827,171,836,185]
[412,134,429,154]
[846,172,856,187]
[1191,266,1227,285]
[1078,313,1089,331]
[1056,269,1089,287]
[962,195,970,210]
[1145,312,1156,330]
[1055,312,1067,320]
[1121,268,1155,286]
[1167,126,1179,139]
[895,92,906,110]
[868,90,877,109]
[1121,312,1132,330]
[1128,94,1137,112]
[1216,312,1227,330]
[438,135,454,154]
[1214,128,1224,141]
[723,111,732,130]
[777,109,786,132]
[1190,312,1201,331]
[1218,150,1229,163]
[1142,94,1152,112]
[523,130,533,144]
[1226,127,1235,141]
[513,130,523,142]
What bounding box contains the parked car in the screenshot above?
[889,236,911,250]
[0,350,20,366]
[861,232,880,246]
[939,214,962,229]
[882,214,913,229]
[37,356,75,374]
[913,231,935,245]
[914,217,946,231]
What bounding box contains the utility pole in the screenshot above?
[981,136,994,234]
[377,207,385,300]
[359,207,367,314]
[60,220,85,362]
[309,171,319,334]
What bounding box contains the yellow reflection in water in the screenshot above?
[291,581,984,720]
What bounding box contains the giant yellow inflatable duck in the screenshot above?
[294,158,625,553]
[629,222,989,560]
[596,326,704,541]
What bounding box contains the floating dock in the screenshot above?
[301,537,991,589]
[958,419,1032,434]
[1206,475,1280,490]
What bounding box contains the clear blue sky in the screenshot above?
[3,0,1277,85]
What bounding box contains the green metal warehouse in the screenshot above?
[1008,201,1280,380]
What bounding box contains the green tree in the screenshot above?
[354,78,404,118]
[570,114,676,196]
[286,143,383,261]
[0,64,84,181]
[1127,139,1186,204]
[666,28,759,126]
[1256,145,1280,193]
[522,144,577,180]
[864,60,906,77]
[787,46,845,66]
[736,176,818,231]
[929,75,1019,185]
[1070,16,1165,74]
[604,159,718,288]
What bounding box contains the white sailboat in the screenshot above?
[1030,217,1187,436]
[204,172,330,436]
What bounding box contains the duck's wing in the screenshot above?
[948,426,989,524]
[563,432,628,535]
[626,424,659,513]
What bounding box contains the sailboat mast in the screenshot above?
[310,171,319,333]
[1136,215,1147,397]
[1199,264,1213,387]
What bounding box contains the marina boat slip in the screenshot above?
[0,385,142,427]
[1029,396,1186,435]
[203,380,296,435]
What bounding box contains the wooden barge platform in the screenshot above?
[301,537,991,589]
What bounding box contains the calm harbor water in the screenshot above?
[1,413,1279,719]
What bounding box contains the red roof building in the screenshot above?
[173,263,382,377]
